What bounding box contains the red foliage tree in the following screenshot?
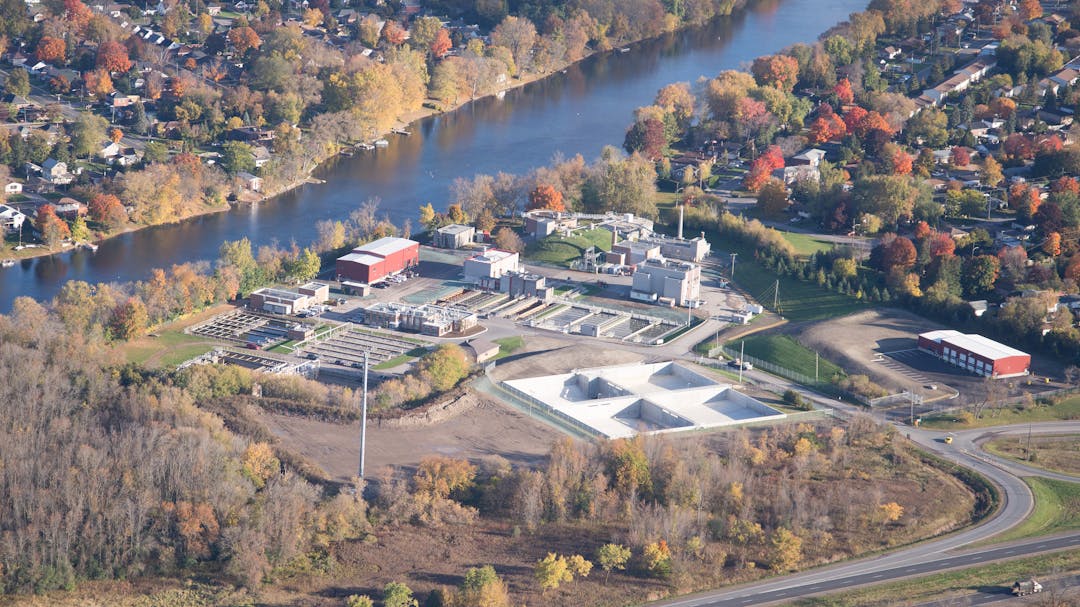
[928,232,956,257]
[743,145,785,192]
[83,69,113,96]
[89,193,128,228]
[431,28,452,58]
[96,41,132,73]
[881,236,917,272]
[1037,135,1064,155]
[527,184,566,212]
[36,36,66,63]
[914,221,931,240]
[833,78,854,104]
[843,106,868,134]
[1051,176,1080,196]
[853,111,893,139]
[750,54,800,92]
[383,20,407,45]
[1009,183,1042,220]
[64,0,92,30]
[1064,254,1080,281]
[1003,134,1034,160]
[950,146,971,168]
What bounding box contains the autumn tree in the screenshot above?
[527,184,565,212]
[535,553,573,592]
[493,227,524,252]
[756,177,789,216]
[96,41,132,73]
[36,36,66,63]
[108,296,149,340]
[879,501,904,523]
[382,20,407,45]
[961,255,1001,298]
[982,155,1004,188]
[641,540,672,578]
[89,193,127,229]
[751,54,800,92]
[877,235,917,272]
[769,527,803,571]
[623,117,666,160]
[491,16,537,73]
[383,582,418,607]
[431,28,453,58]
[1019,0,1043,20]
[34,204,71,248]
[83,68,113,96]
[833,77,854,104]
[4,67,29,97]
[414,457,476,500]
[456,566,510,607]
[228,26,262,54]
[744,145,785,191]
[596,543,631,584]
[950,146,971,168]
[1044,231,1062,256]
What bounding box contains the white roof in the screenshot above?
[437,223,473,234]
[920,330,963,343]
[942,333,1027,360]
[338,252,383,266]
[469,249,517,263]
[355,236,417,257]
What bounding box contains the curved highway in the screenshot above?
[651,408,1080,607]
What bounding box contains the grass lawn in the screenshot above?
[731,334,845,381]
[792,549,1080,606]
[268,340,298,354]
[985,478,1080,544]
[714,234,865,323]
[492,336,524,360]
[984,434,1080,476]
[373,347,428,371]
[919,395,1080,430]
[780,232,834,257]
[120,329,218,368]
[525,229,612,267]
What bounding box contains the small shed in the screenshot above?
[466,339,500,363]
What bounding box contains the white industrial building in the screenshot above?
[363,302,478,336]
[502,361,785,439]
[248,282,329,315]
[631,258,701,306]
[463,248,520,281]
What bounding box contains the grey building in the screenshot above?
[630,258,701,307]
[433,223,475,249]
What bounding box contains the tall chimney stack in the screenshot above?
[678,204,684,240]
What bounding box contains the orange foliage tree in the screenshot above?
[833,78,854,104]
[743,145,785,192]
[35,36,66,63]
[227,26,262,54]
[751,54,800,92]
[383,20,407,45]
[527,184,566,212]
[96,41,132,73]
[431,28,452,58]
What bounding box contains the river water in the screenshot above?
[0,0,867,310]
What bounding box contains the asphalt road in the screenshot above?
[913,574,1080,607]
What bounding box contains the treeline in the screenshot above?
[371,418,975,598]
[0,301,369,593]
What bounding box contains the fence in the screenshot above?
[715,345,883,405]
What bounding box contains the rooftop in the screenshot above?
[437,223,474,234]
[338,252,384,266]
[469,249,518,263]
[355,236,418,257]
[251,287,307,302]
[920,330,1028,360]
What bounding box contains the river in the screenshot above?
[0,0,867,310]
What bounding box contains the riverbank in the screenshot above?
[3,5,758,265]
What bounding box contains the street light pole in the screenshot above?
[358,349,369,479]
[729,252,737,280]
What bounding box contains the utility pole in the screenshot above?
[773,279,779,312]
[1027,422,1033,461]
[358,350,369,479]
[729,252,737,280]
[815,351,819,383]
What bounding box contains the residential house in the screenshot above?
[880,45,901,60]
[53,197,87,218]
[41,158,73,185]
[773,165,820,185]
[5,181,22,194]
[918,59,995,107]
[252,145,272,168]
[228,126,275,142]
[237,171,262,192]
[790,148,826,167]
[0,204,26,233]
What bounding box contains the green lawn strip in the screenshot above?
[919,396,1080,430]
[715,236,865,323]
[730,334,845,380]
[984,478,1080,545]
[532,304,566,321]
[789,549,1080,607]
[780,232,834,257]
[267,340,297,354]
[373,347,429,371]
[155,344,217,369]
[524,229,612,266]
[120,330,212,365]
[492,336,524,360]
[658,317,704,343]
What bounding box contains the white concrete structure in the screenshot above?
[463,248,519,281]
[502,361,784,439]
[631,258,701,306]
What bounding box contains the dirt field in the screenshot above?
[260,392,563,481]
[795,309,1064,407]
